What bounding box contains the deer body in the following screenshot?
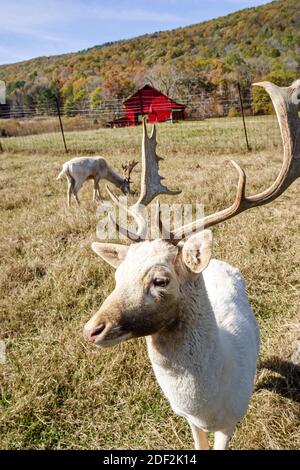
[83,81,300,449]
[146,258,259,435]
[85,239,259,449]
[57,157,130,206]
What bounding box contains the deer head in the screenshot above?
[121,159,139,195]
[84,80,300,347]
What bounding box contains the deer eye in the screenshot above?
[153,277,170,288]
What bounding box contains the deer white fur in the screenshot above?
[83,80,300,450]
[85,233,259,450]
[57,157,130,206]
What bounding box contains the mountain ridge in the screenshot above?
[0,0,299,115]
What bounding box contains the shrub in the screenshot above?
[227,107,240,118]
[252,69,298,115]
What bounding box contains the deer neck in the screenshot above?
[146,274,222,372]
[105,166,124,189]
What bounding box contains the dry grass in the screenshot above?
[0,118,299,450]
[0,115,281,156]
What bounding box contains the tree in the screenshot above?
[252,68,298,115]
[90,86,103,109]
[35,84,58,114]
[102,70,135,99]
[143,64,182,97]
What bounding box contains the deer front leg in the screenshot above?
[97,183,102,201]
[188,421,210,450]
[93,178,101,201]
[213,426,234,450]
[93,187,97,202]
[67,181,72,207]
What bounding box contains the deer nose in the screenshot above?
[83,323,106,343]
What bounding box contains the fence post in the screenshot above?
[55,96,68,154]
[237,82,251,152]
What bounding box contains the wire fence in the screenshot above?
[0,89,279,155]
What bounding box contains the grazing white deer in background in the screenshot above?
[83,80,300,450]
[57,157,137,206]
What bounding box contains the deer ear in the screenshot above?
[91,243,129,269]
[182,230,213,274]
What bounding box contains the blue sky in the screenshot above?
[0,0,270,65]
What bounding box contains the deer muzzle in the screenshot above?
[83,296,133,347]
[83,322,107,343]
[83,319,133,347]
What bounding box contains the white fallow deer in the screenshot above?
[83,80,300,450]
[57,157,138,206]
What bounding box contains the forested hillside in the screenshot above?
[0,0,299,114]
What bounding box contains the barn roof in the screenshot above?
[123,84,186,109]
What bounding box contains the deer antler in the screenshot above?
[107,118,181,241]
[122,160,139,183]
[108,80,299,245]
[155,79,300,244]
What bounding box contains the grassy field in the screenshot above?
[0,118,299,450]
[0,115,283,156]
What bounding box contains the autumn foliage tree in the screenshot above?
[0,0,299,116]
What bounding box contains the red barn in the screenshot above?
[109,85,186,127]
